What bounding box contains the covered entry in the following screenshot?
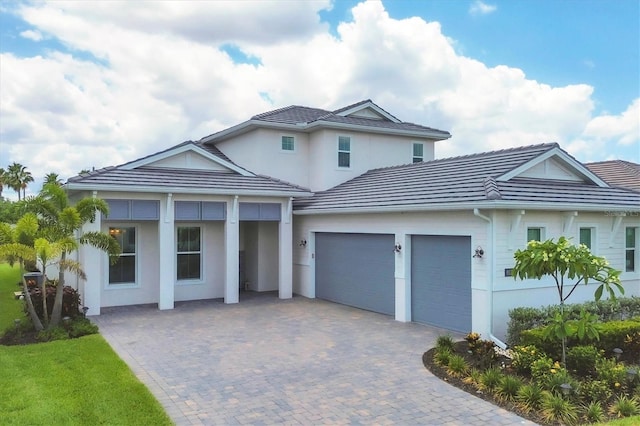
[315,232,395,315]
[411,235,471,332]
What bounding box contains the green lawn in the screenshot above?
[0,263,24,332]
[0,263,172,425]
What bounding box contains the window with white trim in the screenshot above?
[626,227,638,272]
[338,136,351,168]
[281,136,294,151]
[527,227,544,243]
[412,143,424,163]
[177,226,201,280]
[109,227,136,284]
[579,227,594,250]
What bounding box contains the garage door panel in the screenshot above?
[411,235,471,332]
[316,233,395,316]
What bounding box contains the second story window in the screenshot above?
[338,136,351,168]
[579,227,593,250]
[412,143,424,163]
[281,136,294,151]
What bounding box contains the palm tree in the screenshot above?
[43,172,62,187]
[6,162,24,200]
[24,183,120,327]
[6,162,34,200]
[0,184,121,330]
[0,167,6,199]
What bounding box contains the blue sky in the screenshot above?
[0,0,638,198]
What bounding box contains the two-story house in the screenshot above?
[66,100,640,343]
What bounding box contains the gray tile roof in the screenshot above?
[586,160,640,192]
[66,162,311,197]
[294,143,640,213]
[202,100,450,142]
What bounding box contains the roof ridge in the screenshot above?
[367,142,559,173]
[483,176,502,200]
[255,174,311,192]
[252,104,330,121]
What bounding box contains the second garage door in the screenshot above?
[411,235,472,332]
[315,232,395,316]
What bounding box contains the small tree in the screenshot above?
[512,237,623,365]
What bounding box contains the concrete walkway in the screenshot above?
[94,293,535,425]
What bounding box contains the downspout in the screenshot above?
[473,208,507,349]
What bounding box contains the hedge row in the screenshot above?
[519,317,640,361]
[507,297,640,347]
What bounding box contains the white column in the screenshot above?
[158,193,175,310]
[278,199,293,299]
[224,196,240,304]
[82,191,102,315]
[394,232,411,322]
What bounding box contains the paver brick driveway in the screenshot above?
[95,293,534,425]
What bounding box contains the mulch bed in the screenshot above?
[422,341,548,425]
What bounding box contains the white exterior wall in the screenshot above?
[293,210,490,334]
[243,221,279,292]
[492,210,640,340]
[307,130,435,191]
[217,129,311,188]
[217,128,435,192]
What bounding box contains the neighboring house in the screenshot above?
[66,100,640,343]
[586,160,640,192]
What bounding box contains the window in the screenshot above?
[338,136,351,168]
[412,143,424,163]
[626,227,637,272]
[579,227,593,250]
[177,226,201,280]
[281,136,294,151]
[527,227,543,243]
[109,227,136,284]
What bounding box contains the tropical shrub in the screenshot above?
[566,345,603,377]
[479,367,503,392]
[582,400,605,423]
[511,345,545,376]
[516,383,544,413]
[608,395,640,418]
[540,391,579,425]
[447,354,469,377]
[579,380,613,404]
[435,334,455,352]
[595,357,626,390]
[496,375,524,402]
[26,283,80,321]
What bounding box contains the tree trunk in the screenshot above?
[22,276,44,331]
[41,271,49,327]
[49,252,66,328]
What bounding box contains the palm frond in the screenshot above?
[80,231,121,264]
[59,258,87,281]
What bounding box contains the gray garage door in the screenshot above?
[315,233,395,316]
[411,235,471,332]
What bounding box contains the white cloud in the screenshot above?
[19,29,44,41]
[469,1,497,16]
[0,0,638,200]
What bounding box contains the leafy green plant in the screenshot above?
[36,326,69,342]
[540,391,579,425]
[446,354,469,377]
[68,318,99,338]
[596,357,627,390]
[496,375,524,402]
[479,367,503,392]
[434,348,452,367]
[516,383,544,413]
[511,345,545,376]
[531,356,555,383]
[566,345,603,377]
[579,379,613,403]
[582,400,605,423]
[465,332,498,368]
[435,334,455,352]
[462,368,482,387]
[609,395,640,418]
[512,236,623,366]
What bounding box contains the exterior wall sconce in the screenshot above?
[473,246,484,258]
[394,243,402,253]
[299,239,307,247]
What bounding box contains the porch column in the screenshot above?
[394,232,411,322]
[278,198,293,299]
[224,196,240,304]
[82,191,102,315]
[158,193,175,310]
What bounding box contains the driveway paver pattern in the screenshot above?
[95,293,535,425]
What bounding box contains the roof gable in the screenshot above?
[332,99,401,123]
[120,142,253,176]
[496,146,608,187]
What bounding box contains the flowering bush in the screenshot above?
[511,345,545,376]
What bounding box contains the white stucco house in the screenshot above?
[66,100,640,343]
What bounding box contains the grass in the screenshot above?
[0,263,173,425]
[0,263,24,331]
